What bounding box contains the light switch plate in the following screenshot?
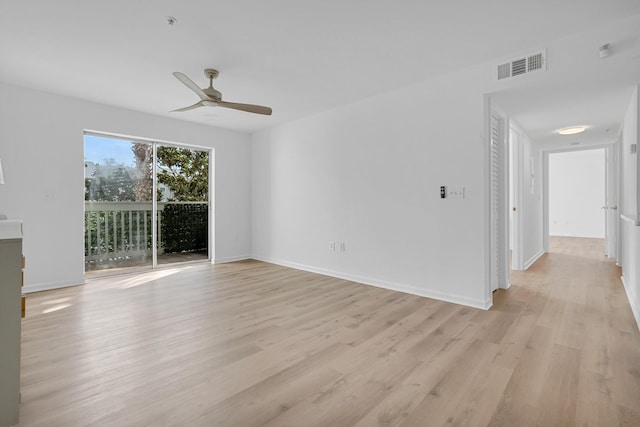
[447,186,465,199]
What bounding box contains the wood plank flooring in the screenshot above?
[17,237,640,426]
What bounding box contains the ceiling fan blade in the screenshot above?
[170,101,205,112]
[173,72,209,101]
[218,100,272,116]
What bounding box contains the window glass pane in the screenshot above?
[156,146,209,265]
[84,135,153,271]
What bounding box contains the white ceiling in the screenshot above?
[490,11,640,151]
[1,0,640,145]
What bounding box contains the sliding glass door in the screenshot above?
[156,146,209,265]
[84,134,210,272]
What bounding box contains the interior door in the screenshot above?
[490,111,509,292]
[509,127,523,270]
[604,143,618,259]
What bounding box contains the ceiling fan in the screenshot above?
[171,68,272,116]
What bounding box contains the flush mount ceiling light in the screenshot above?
[558,126,586,135]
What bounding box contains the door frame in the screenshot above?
[83,130,215,271]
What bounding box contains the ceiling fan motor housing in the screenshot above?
[204,87,222,100]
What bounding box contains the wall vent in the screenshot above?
[496,50,546,81]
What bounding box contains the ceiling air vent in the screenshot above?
[528,52,544,72]
[496,50,546,81]
[497,63,511,80]
[511,58,527,76]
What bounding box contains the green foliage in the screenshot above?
[84,204,208,258]
[160,203,208,253]
[85,145,208,203]
[84,209,154,256]
[84,142,210,264]
[156,146,209,202]
[85,160,137,202]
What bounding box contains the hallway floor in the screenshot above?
[490,236,640,425]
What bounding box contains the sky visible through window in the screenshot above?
[84,134,137,166]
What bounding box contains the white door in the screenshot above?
[604,143,619,259]
[509,127,523,270]
[490,111,509,292]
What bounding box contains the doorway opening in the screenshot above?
[84,133,212,273]
[548,148,606,240]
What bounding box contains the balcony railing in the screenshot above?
[84,201,208,268]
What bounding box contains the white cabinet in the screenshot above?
[0,220,23,427]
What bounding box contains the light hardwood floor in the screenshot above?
[17,237,640,426]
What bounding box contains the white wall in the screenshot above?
[252,65,492,309]
[619,85,640,330]
[549,149,605,238]
[0,82,252,292]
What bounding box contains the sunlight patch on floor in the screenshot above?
[115,267,189,289]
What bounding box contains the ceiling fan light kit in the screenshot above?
[171,69,272,116]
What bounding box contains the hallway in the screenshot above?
[490,236,640,425]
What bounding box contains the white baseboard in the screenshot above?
[252,255,491,310]
[524,249,545,270]
[23,280,85,294]
[621,276,640,333]
[214,255,251,264]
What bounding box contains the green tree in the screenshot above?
[156,147,209,201]
[131,143,152,201]
[85,159,136,201]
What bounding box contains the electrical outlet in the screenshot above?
[329,241,335,251]
[340,242,346,252]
